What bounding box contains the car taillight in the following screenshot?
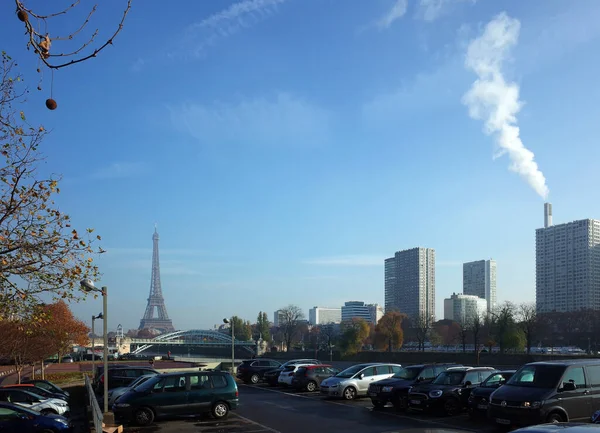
[235,390,239,397]
[100,376,104,384]
[304,371,308,377]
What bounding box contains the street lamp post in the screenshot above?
[91,313,103,377]
[223,318,235,375]
[81,279,109,417]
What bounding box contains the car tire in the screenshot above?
[547,412,565,423]
[306,381,317,392]
[134,407,155,426]
[250,374,260,384]
[443,398,461,416]
[372,400,386,409]
[343,386,357,400]
[212,401,229,419]
[40,409,57,416]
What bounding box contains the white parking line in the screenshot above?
[233,413,283,433]
[240,384,479,432]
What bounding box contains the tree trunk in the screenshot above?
[17,367,22,384]
[41,360,45,380]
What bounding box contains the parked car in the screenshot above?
[0,388,70,417]
[22,380,69,399]
[96,367,159,393]
[236,359,281,384]
[113,371,238,426]
[467,370,515,417]
[510,424,600,432]
[108,374,157,407]
[278,364,318,387]
[61,356,74,363]
[1,384,69,402]
[320,363,402,400]
[488,359,600,427]
[368,363,462,410]
[408,366,496,415]
[0,401,72,432]
[291,365,339,392]
[262,359,321,386]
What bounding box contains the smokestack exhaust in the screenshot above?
[544,202,552,228]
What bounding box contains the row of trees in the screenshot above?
[0,300,89,382]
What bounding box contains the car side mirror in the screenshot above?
[359,373,365,379]
[464,381,472,387]
[562,381,576,391]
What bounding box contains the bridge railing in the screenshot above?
[85,374,103,433]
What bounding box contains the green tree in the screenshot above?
[256,311,271,342]
[0,53,103,318]
[229,316,251,341]
[339,318,370,356]
[373,311,405,352]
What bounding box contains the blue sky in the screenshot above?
[3,0,600,332]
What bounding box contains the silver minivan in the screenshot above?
[320,363,402,400]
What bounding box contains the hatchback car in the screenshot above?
[22,380,69,399]
[320,363,402,400]
[291,365,339,392]
[236,359,281,384]
[113,371,238,426]
[262,359,320,386]
[0,401,72,432]
[467,370,515,417]
[0,388,70,417]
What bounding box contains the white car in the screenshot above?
[278,364,314,386]
[0,389,70,416]
[320,363,402,400]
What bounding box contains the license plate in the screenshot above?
[477,404,488,410]
[496,418,511,425]
[410,400,421,405]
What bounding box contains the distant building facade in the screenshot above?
[384,247,435,323]
[341,301,384,325]
[443,293,487,325]
[463,259,497,312]
[536,203,600,313]
[309,307,342,325]
[273,310,286,327]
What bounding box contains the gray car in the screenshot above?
[320,363,402,400]
[107,374,157,406]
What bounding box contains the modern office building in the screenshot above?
[463,259,497,312]
[536,203,600,313]
[273,310,286,327]
[384,247,436,323]
[443,293,488,324]
[308,307,342,325]
[341,301,384,325]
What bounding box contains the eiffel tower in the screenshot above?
[139,227,175,333]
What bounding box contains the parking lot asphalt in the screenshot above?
[122,383,500,433]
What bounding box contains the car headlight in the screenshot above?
[382,386,393,392]
[330,383,339,388]
[115,403,130,408]
[57,418,69,426]
[522,401,541,408]
[429,390,443,398]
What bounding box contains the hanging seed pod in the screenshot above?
[45,99,57,110]
[17,10,28,22]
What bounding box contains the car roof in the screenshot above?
[0,384,34,387]
[444,366,495,371]
[526,359,600,366]
[158,370,228,378]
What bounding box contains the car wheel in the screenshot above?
[134,407,155,426]
[250,374,260,384]
[212,401,229,419]
[40,409,57,416]
[547,412,565,423]
[343,386,357,400]
[372,400,386,409]
[306,381,317,392]
[443,398,460,416]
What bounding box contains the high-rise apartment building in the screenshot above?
[273,310,286,327]
[443,293,488,325]
[536,203,600,313]
[341,301,384,325]
[384,247,436,323]
[308,307,342,325]
[463,259,497,312]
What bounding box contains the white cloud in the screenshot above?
[303,255,385,267]
[417,0,477,22]
[91,162,149,180]
[170,92,332,147]
[377,0,408,29]
[175,0,285,58]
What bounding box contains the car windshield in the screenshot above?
[432,371,465,386]
[506,365,565,388]
[482,372,514,388]
[130,375,154,388]
[134,376,160,392]
[336,365,368,378]
[393,366,422,380]
[10,405,40,416]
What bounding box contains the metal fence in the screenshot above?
[84,375,103,433]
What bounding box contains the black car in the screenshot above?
[368,363,461,410]
[291,365,339,391]
[236,359,281,384]
[22,380,69,399]
[0,385,68,402]
[408,366,496,415]
[467,370,515,417]
[97,367,159,393]
[262,359,321,386]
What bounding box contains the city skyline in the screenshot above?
[2,1,599,330]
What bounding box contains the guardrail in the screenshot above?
[84,375,103,433]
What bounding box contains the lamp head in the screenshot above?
[223,318,229,324]
[80,279,97,292]
[96,313,103,320]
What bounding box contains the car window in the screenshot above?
[270,361,281,367]
[0,407,20,420]
[464,371,479,384]
[36,382,51,391]
[391,365,402,374]
[434,366,448,376]
[7,391,28,403]
[479,370,494,383]
[586,365,600,386]
[160,376,187,393]
[374,366,390,375]
[190,374,211,390]
[361,367,376,377]
[562,367,586,388]
[483,373,504,387]
[211,375,228,388]
[421,368,434,379]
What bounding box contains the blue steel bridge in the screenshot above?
[128,329,257,356]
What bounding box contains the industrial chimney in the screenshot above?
[544,202,553,228]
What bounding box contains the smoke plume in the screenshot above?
[462,12,549,199]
